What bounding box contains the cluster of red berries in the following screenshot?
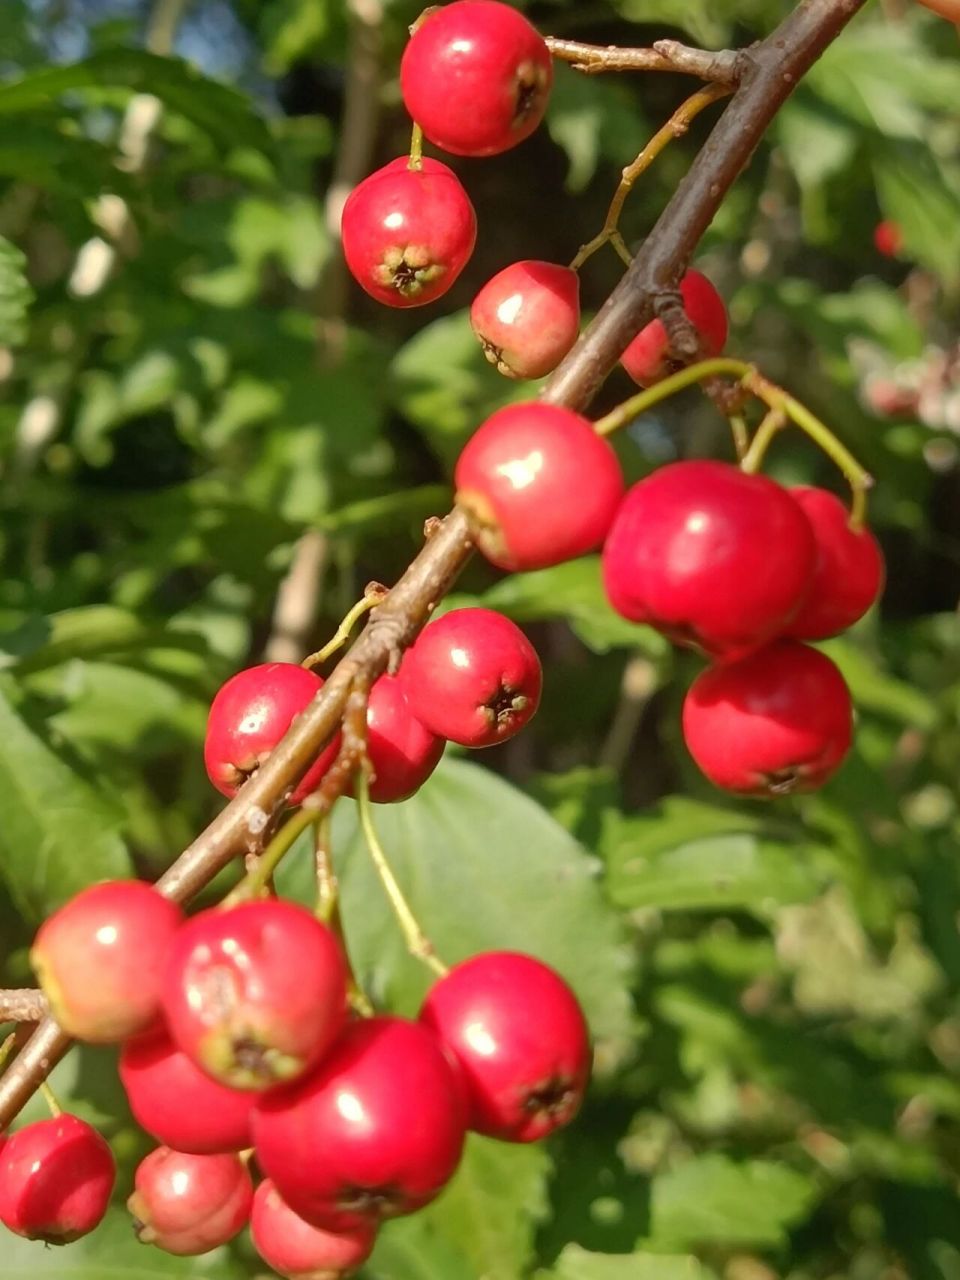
[4,879,589,1270]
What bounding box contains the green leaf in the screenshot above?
[870,144,960,284]
[546,65,649,192]
[539,1245,708,1280]
[822,637,940,730]
[0,685,131,921]
[6,606,209,676]
[0,233,32,345]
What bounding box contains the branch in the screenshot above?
[0,990,48,1023]
[546,35,743,84]
[0,0,867,1129]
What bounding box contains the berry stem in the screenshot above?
[739,405,787,474]
[593,357,753,435]
[302,586,388,670]
[314,813,338,923]
[408,121,424,171]
[226,808,320,905]
[354,769,447,977]
[38,1080,62,1119]
[729,412,750,461]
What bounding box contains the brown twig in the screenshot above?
[0,990,48,1023]
[546,35,743,84]
[0,0,867,1129]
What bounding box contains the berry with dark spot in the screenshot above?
[128,1147,253,1256]
[620,270,728,386]
[470,261,580,379]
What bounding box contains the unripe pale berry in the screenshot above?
[161,899,347,1091]
[620,270,728,387]
[341,157,476,308]
[30,880,182,1044]
[362,673,445,803]
[602,461,816,658]
[251,1179,377,1279]
[0,1115,115,1244]
[401,1,553,158]
[204,662,339,805]
[455,402,624,571]
[420,951,591,1142]
[785,487,885,639]
[400,608,542,747]
[252,1016,466,1232]
[128,1147,253,1256]
[120,1029,256,1155]
[470,261,580,379]
[682,640,854,796]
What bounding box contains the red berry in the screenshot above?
[470,261,580,379]
[455,402,624,571]
[400,608,542,747]
[873,219,903,258]
[785,488,885,640]
[204,662,340,805]
[120,1029,256,1155]
[128,1147,253,1256]
[420,952,591,1142]
[252,1016,466,1232]
[682,640,853,796]
[0,1115,115,1243]
[362,673,445,803]
[620,270,728,386]
[161,899,347,1091]
[401,1,552,158]
[341,156,476,308]
[602,461,816,658]
[251,1179,377,1279]
[30,880,182,1044]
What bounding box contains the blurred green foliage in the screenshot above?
[1,0,959,1276]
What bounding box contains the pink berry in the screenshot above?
[682,640,854,796]
[161,899,347,1091]
[253,1016,466,1232]
[120,1029,256,1154]
[620,270,729,387]
[0,1115,115,1243]
[128,1147,253,1256]
[204,662,340,806]
[602,461,816,658]
[362,673,445,803]
[455,402,624,571]
[420,952,591,1143]
[401,1,552,158]
[470,260,580,379]
[251,1179,377,1279]
[30,880,182,1044]
[785,487,885,640]
[341,156,476,308]
[400,608,542,747]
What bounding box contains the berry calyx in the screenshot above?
[0,1114,115,1244]
[602,461,816,658]
[455,403,624,571]
[470,261,580,379]
[341,157,477,308]
[120,1029,256,1155]
[362,673,445,803]
[399,608,542,747]
[251,1179,377,1279]
[128,1148,253,1256]
[620,270,729,386]
[252,1016,466,1232]
[682,640,854,796]
[161,899,347,1091]
[30,880,182,1044]
[420,951,591,1143]
[400,1,553,158]
[785,487,885,639]
[204,662,340,805]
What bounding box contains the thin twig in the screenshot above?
[546,35,743,84]
[0,990,48,1023]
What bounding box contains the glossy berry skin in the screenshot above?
[120,1029,256,1154]
[0,1115,115,1243]
[620,270,729,386]
[785,487,885,640]
[470,261,580,379]
[682,640,853,796]
[161,899,347,1092]
[204,662,339,805]
[31,880,182,1044]
[602,461,816,658]
[455,403,623,572]
[363,674,445,803]
[128,1148,253,1256]
[400,608,542,747]
[253,1016,466,1232]
[341,157,476,308]
[420,952,591,1143]
[400,1,552,158]
[251,1180,377,1279]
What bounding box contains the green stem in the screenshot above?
[739,406,786,474]
[39,1080,61,1119]
[408,122,424,171]
[226,808,319,905]
[594,357,753,436]
[355,770,447,977]
[0,1032,16,1073]
[302,593,383,670]
[729,413,750,461]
